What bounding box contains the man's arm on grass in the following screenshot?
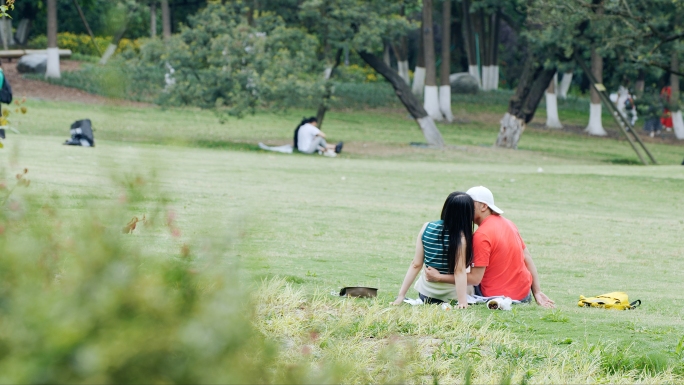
[391,224,427,305]
[424,266,485,286]
[523,247,555,308]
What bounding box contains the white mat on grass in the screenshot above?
[258,142,293,154]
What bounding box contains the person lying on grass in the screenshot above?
[391,192,474,309]
[424,186,555,308]
[294,116,343,157]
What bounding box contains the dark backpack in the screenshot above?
[0,74,12,105]
[64,119,95,147]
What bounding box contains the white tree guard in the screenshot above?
[558,72,573,99]
[496,112,525,149]
[468,65,481,89]
[439,85,454,122]
[586,103,607,136]
[673,110,684,140]
[417,116,445,147]
[46,47,61,79]
[424,85,444,121]
[398,60,410,85]
[545,92,562,129]
[412,67,426,97]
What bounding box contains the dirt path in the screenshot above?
[2,59,150,107]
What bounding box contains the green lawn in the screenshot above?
[2,98,684,383]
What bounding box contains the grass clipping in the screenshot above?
[0,166,681,384]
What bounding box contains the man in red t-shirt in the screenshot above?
[425,186,555,308]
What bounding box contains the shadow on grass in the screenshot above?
[604,157,643,165]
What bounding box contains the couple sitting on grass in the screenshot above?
[392,186,555,309]
[294,117,343,157]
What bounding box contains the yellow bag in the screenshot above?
[578,291,641,310]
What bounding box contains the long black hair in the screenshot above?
[293,116,317,149]
[440,191,474,274]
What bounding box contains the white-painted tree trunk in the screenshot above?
[99,44,118,65]
[558,72,573,99]
[412,66,426,97]
[398,60,410,85]
[439,85,454,122]
[481,66,491,90]
[424,85,443,121]
[585,103,607,136]
[492,65,499,90]
[417,116,445,147]
[469,65,481,89]
[545,73,562,129]
[323,66,333,80]
[673,110,684,140]
[545,93,562,129]
[496,112,525,149]
[46,47,61,79]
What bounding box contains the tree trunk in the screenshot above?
[392,36,410,85]
[422,0,443,121]
[46,0,60,79]
[558,71,573,99]
[496,54,556,148]
[586,47,607,135]
[545,73,562,129]
[480,9,491,90]
[161,0,171,40]
[100,21,128,65]
[461,0,478,84]
[489,10,500,90]
[439,0,454,122]
[359,50,444,147]
[635,69,644,98]
[671,50,684,139]
[412,18,426,96]
[316,49,343,129]
[150,1,157,38]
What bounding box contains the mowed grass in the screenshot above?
[2,97,684,382]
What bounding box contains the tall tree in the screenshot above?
[161,0,170,40]
[422,0,443,121]
[46,0,60,79]
[461,0,479,87]
[150,0,156,38]
[411,16,426,96]
[439,0,454,122]
[585,45,607,135]
[496,53,557,148]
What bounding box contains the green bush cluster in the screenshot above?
[0,168,339,383]
[28,32,142,58]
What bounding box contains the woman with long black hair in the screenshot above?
[391,192,474,308]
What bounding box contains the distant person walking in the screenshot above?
[391,192,475,308]
[294,117,343,157]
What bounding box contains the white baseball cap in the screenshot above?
[466,186,504,214]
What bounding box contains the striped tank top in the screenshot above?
[422,220,451,274]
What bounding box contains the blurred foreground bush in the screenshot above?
[0,168,340,383]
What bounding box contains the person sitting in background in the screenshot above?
[294,117,342,157]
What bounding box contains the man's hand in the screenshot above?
[456,302,468,309]
[391,297,404,306]
[533,291,556,308]
[424,266,442,283]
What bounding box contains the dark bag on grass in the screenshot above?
[64,119,95,147]
[0,74,12,105]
